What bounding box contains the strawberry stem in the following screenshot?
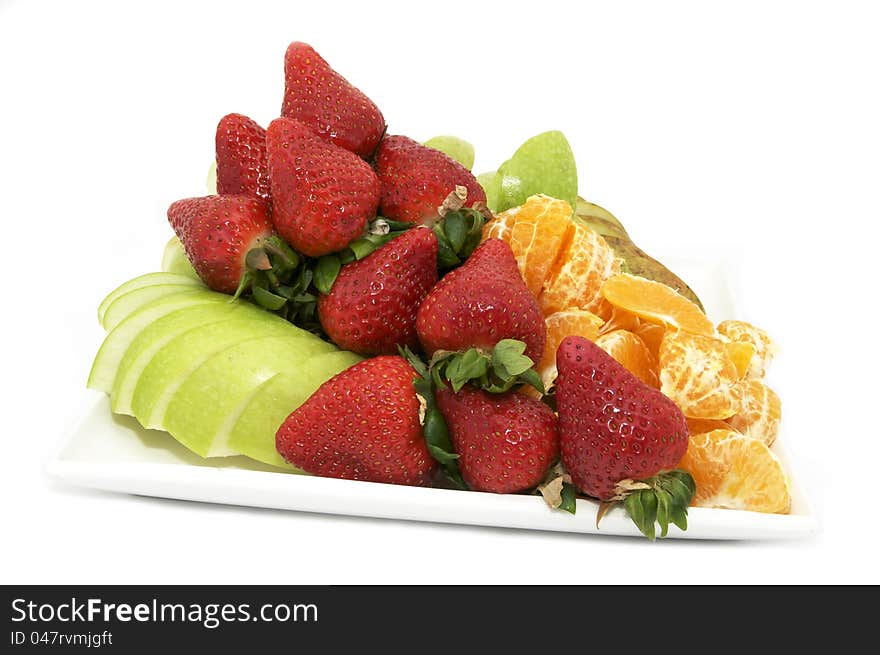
[400,345,466,489]
[261,237,300,270]
[598,470,696,540]
[428,340,545,395]
[231,271,252,301]
[432,207,487,271]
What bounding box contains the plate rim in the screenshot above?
[45,393,820,541]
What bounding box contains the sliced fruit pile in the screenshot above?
[89,40,792,539]
[89,271,360,468]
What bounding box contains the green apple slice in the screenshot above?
[97,272,203,324]
[162,336,347,458]
[102,284,209,331]
[228,350,362,469]
[491,131,578,213]
[230,374,302,471]
[207,161,217,194]
[110,300,271,415]
[88,289,227,393]
[477,170,501,213]
[161,236,200,280]
[130,316,333,430]
[423,135,475,170]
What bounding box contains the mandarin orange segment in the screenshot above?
[717,320,776,378]
[599,305,641,335]
[536,309,604,389]
[601,273,714,336]
[595,329,659,388]
[678,429,790,513]
[539,221,619,315]
[686,417,730,434]
[482,210,517,242]
[727,379,782,446]
[634,322,665,359]
[592,296,616,322]
[658,331,742,419]
[725,341,756,380]
[482,195,573,297]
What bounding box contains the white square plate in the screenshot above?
[46,255,818,540]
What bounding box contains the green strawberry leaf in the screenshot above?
[428,444,460,464]
[275,285,294,300]
[401,346,466,489]
[660,476,693,512]
[433,228,461,269]
[610,469,696,540]
[432,208,488,272]
[295,265,313,292]
[313,255,342,295]
[252,286,287,311]
[404,346,429,378]
[559,482,578,515]
[262,236,301,273]
[491,339,533,377]
[428,340,544,395]
[656,489,670,539]
[669,505,689,532]
[347,234,386,260]
[624,493,645,534]
[445,348,489,392]
[519,369,545,395]
[443,211,468,252]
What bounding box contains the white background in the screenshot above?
[2,0,878,584]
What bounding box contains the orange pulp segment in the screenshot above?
[717,320,776,378]
[658,331,742,419]
[483,195,573,297]
[482,209,516,242]
[727,379,782,446]
[725,341,756,379]
[595,329,659,388]
[599,305,641,335]
[678,429,790,513]
[634,322,665,359]
[686,417,730,435]
[601,273,714,336]
[539,221,619,315]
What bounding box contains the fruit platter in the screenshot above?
[49,42,816,540]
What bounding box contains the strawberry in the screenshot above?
[266,117,380,257]
[281,42,385,158]
[416,238,546,362]
[215,113,270,201]
[275,356,437,486]
[436,386,558,494]
[318,227,438,356]
[167,195,273,294]
[555,336,695,538]
[375,135,487,225]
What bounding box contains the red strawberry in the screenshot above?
[416,238,546,362]
[266,117,380,257]
[375,135,487,225]
[215,113,270,201]
[281,42,386,158]
[167,195,273,294]
[318,227,438,356]
[436,386,558,494]
[555,336,689,501]
[275,356,437,486]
